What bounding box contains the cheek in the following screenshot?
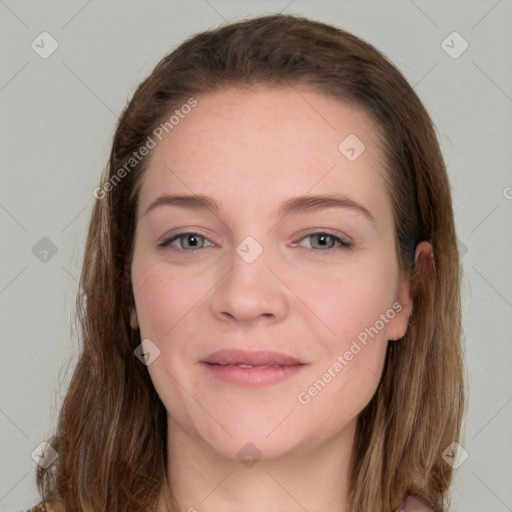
[131,259,212,425]
[296,272,392,426]
[131,258,211,340]
[295,253,399,348]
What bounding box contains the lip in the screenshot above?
[202,348,303,366]
[200,349,306,387]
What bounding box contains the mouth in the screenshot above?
[202,348,304,366]
[200,349,306,387]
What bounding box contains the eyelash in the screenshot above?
[158,231,353,254]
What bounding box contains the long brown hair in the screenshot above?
[35,14,466,512]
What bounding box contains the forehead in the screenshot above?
[137,85,389,221]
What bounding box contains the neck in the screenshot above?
[158,416,356,512]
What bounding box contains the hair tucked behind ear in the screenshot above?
[35,13,466,512]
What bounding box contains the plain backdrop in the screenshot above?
[1,1,511,511]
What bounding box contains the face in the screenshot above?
[129,85,413,462]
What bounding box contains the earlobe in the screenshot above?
[387,241,434,341]
[387,276,413,341]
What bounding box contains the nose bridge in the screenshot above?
[209,233,289,322]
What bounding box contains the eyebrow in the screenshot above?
[142,193,376,226]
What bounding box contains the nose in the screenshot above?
[209,239,289,325]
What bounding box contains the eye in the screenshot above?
[292,231,353,253]
[158,232,214,251]
[158,230,353,254]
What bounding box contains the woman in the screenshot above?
[30,13,466,512]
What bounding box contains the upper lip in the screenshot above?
[202,349,304,366]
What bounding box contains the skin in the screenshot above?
[129,85,432,512]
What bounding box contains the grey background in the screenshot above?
[1,1,511,510]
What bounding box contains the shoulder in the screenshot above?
[400,493,436,511]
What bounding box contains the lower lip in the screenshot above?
[200,362,303,386]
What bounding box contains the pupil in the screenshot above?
[315,234,332,249]
[187,235,199,248]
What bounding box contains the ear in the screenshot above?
[387,240,433,341]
